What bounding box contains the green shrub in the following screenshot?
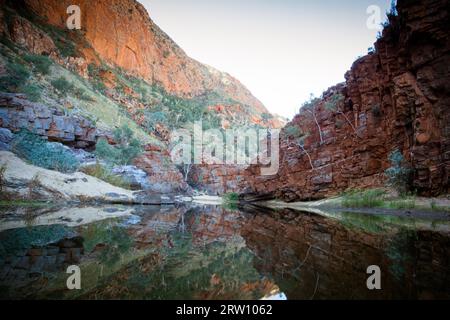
[95,125,142,165]
[388,198,416,210]
[11,130,79,173]
[222,192,240,210]
[385,149,412,195]
[0,165,6,193]
[80,162,130,189]
[145,111,167,131]
[223,192,239,203]
[87,63,107,93]
[0,61,30,91]
[51,77,74,95]
[324,93,345,111]
[342,189,386,208]
[73,87,91,101]
[93,80,107,93]
[24,54,52,75]
[283,125,303,139]
[21,84,41,102]
[95,138,121,163]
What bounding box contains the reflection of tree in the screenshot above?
[82,222,134,267]
[385,228,416,281]
[0,225,71,257]
[84,232,267,300]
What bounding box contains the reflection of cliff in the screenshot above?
[240,208,450,299]
[0,205,272,300]
[2,205,450,299]
[184,206,244,245]
[79,206,270,300]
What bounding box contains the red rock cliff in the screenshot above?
[2,0,269,115]
[242,0,450,200]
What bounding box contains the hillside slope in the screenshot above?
[0,0,281,128]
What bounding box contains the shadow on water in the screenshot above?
[0,203,449,299]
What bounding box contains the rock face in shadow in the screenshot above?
[240,208,450,299]
[242,0,450,201]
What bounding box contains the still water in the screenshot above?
[0,204,449,300]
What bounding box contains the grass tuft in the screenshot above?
[341,189,386,208]
[80,162,131,190]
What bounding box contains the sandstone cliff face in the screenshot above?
[3,0,268,115]
[242,0,450,200]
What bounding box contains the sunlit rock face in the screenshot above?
[3,0,270,117]
[240,208,450,300]
[242,0,450,200]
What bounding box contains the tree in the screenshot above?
[385,149,412,195]
[145,111,167,132]
[325,93,361,138]
[179,163,193,182]
[283,125,314,170]
[301,94,324,145]
[96,124,142,165]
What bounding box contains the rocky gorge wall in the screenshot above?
[1,0,269,115]
[241,0,450,201]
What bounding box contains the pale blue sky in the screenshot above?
[141,0,391,119]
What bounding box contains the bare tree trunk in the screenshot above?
[183,164,192,182]
[338,109,361,138]
[298,144,315,170]
[310,109,324,145]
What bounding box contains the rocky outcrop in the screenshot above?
[0,127,13,150]
[0,93,97,149]
[133,145,190,194]
[242,0,450,200]
[189,164,247,195]
[0,151,177,204]
[8,15,57,56]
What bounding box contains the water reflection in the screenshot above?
[0,204,449,300]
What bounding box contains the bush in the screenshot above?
[11,130,79,173]
[0,165,6,193]
[223,192,239,203]
[324,93,345,111]
[223,192,240,210]
[80,162,130,189]
[95,125,142,166]
[385,149,412,195]
[24,54,52,75]
[0,61,30,91]
[342,189,386,208]
[21,84,41,102]
[87,63,107,93]
[51,77,74,95]
[145,111,167,131]
[388,198,416,210]
[95,138,121,164]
